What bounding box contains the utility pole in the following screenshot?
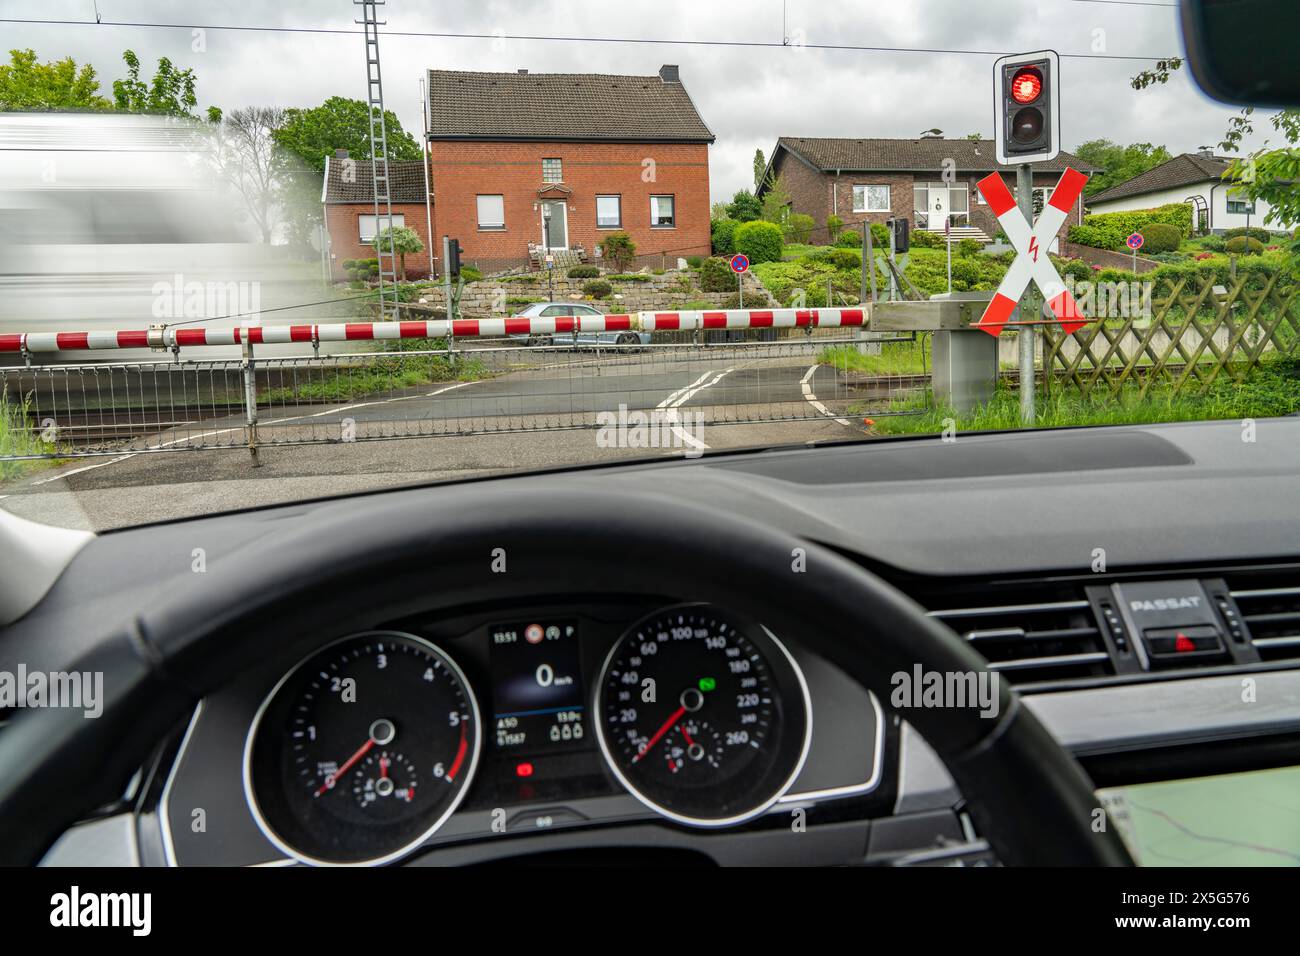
[356,0,399,322]
[1015,164,1038,425]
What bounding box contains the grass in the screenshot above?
[260,346,492,405]
[818,342,929,376]
[1,392,62,480]
[867,356,1300,435]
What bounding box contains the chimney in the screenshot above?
[335,148,349,159]
[517,68,528,74]
[659,64,680,83]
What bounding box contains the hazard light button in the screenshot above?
[1142,625,1226,662]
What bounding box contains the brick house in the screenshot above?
[322,154,433,280]
[759,136,1098,250]
[424,64,714,273]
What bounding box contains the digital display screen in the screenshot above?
[489,618,587,755]
[1097,764,1300,866]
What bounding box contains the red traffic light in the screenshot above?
[1010,67,1043,104]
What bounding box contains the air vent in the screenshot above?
[1229,585,1300,663]
[928,598,1114,685]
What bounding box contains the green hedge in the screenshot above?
[710,218,739,256]
[1068,203,1193,250]
[733,220,784,264]
[567,265,600,279]
[582,279,612,298]
[1223,226,1273,244]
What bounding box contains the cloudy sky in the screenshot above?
[2,0,1277,202]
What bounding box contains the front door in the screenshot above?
[928,182,950,228]
[541,200,568,250]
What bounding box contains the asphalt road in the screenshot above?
[1,344,879,531]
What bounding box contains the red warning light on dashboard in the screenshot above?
[524,624,544,644]
[515,761,535,778]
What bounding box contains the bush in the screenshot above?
[784,213,815,244]
[1058,258,1093,282]
[567,265,600,279]
[460,266,483,283]
[733,219,784,264]
[1199,235,1227,252]
[606,273,650,282]
[699,256,736,293]
[826,214,844,241]
[710,217,739,256]
[1225,236,1265,256]
[685,255,704,269]
[1141,222,1182,254]
[582,279,613,298]
[1224,226,1272,244]
[1069,202,1193,249]
[825,248,861,270]
[834,229,862,247]
[956,238,983,258]
[910,229,942,248]
[599,231,636,271]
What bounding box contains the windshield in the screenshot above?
[2,1,1297,530]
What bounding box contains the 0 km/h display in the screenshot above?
[244,632,481,866]
[595,605,811,825]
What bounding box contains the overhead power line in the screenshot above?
[0,17,1175,61]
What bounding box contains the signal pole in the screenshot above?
[1015,164,1038,425]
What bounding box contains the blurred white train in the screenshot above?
[0,112,332,364]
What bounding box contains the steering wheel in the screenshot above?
[0,482,1133,866]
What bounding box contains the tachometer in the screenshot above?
[244,632,480,866]
[595,605,811,826]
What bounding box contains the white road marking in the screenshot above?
[801,364,852,426]
[656,368,734,452]
[31,454,136,484]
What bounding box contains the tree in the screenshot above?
[1131,58,1300,237]
[273,96,422,173]
[1073,139,1174,196]
[760,174,793,224]
[726,189,762,222]
[752,149,766,191]
[205,106,290,245]
[0,49,111,110]
[112,50,202,116]
[371,225,424,279]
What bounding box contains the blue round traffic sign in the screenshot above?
[729,253,750,274]
[1126,232,1144,250]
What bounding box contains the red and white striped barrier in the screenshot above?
[0,308,868,354]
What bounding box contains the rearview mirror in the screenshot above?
[1180,0,1300,107]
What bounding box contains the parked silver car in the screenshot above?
[511,302,651,348]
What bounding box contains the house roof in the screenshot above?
[321,156,429,204]
[1088,152,1232,204]
[767,136,1098,181]
[425,67,715,143]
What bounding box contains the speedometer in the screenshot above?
[595,605,811,826]
[243,632,480,866]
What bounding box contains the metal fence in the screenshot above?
[1,330,925,462]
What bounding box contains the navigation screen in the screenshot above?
[488,618,586,755]
[1098,765,1300,866]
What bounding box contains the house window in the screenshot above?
[1227,191,1256,215]
[596,195,622,228]
[1032,187,1053,216]
[853,184,890,213]
[476,194,505,229]
[358,213,405,242]
[542,158,563,183]
[650,194,675,228]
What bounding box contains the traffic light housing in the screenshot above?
[994,50,1060,165]
[888,217,910,253]
[446,238,462,278]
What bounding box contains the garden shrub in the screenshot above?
[1140,222,1182,254]
[1223,226,1272,244]
[599,231,636,271]
[567,265,600,279]
[784,213,815,244]
[733,220,785,264]
[699,256,736,293]
[710,218,738,256]
[582,279,613,298]
[1225,236,1264,256]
